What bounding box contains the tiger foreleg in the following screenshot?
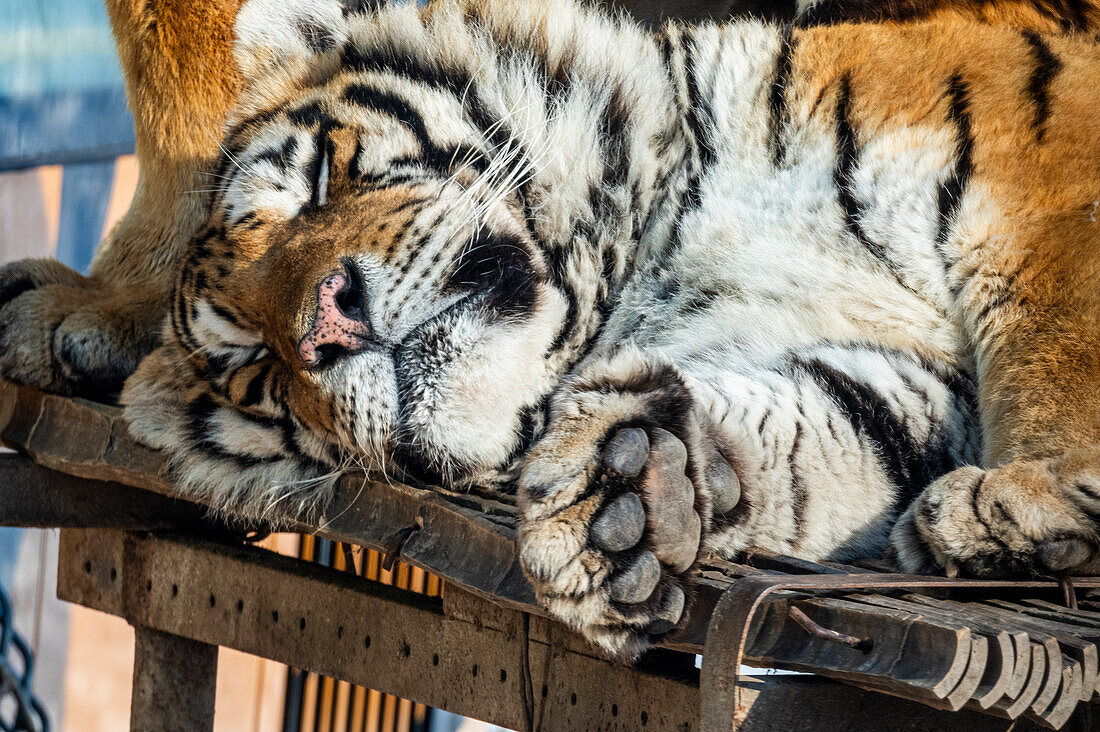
[890,451,1100,577]
[891,221,1100,579]
[519,343,974,658]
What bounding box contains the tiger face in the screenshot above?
[186,172,565,478]
[122,0,657,513]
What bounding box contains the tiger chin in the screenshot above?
[6,0,1100,662]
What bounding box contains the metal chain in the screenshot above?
[0,585,50,732]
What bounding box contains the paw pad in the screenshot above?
[521,418,733,658]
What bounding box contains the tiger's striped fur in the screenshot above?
[796,0,1100,32]
[0,0,1096,659]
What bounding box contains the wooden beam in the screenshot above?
[0,454,213,530]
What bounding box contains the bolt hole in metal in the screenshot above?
[787,605,874,652]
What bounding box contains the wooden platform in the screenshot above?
[2,379,1100,731]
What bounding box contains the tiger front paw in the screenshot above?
[517,355,738,660]
[0,258,164,395]
[889,454,1100,578]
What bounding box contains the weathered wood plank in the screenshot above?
[907,596,1084,728]
[747,596,976,708]
[970,603,1098,703]
[855,594,1015,710]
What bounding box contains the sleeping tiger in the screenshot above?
[1,0,1099,660]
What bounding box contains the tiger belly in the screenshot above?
[594,21,982,560]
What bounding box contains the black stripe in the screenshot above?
[340,0,383,17]
[1060,0,1091,32]
[936,73,974,255]
[253,137,299,173]
[287,101,338,128]
[769,24,796,167]
[796,356,956,506]
[241,363,271,408]
[186,393,278,469]
[172,274,201,358]
[833,75,899,273]
[209,304,240,327]
[682,31,716,174]
[509,392,553,468]
[1022,30,1061,143]
[347,138,365,181]
[307,125,337,209]
[343,84,436,164]
[789,422,808,546]
[342,43,470,97]
[546,245,580,352]
[665,30,713,260]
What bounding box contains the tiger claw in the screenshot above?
[645,584,686,634]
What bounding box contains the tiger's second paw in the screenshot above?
[0,258,164,395]
[889,452,1100,578]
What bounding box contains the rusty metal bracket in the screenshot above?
[1060,576,1079,611]
[786,605,873,652]
[699,572,1100,731]
[381,516,423,572]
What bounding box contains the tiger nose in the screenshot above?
[297,268,372,368]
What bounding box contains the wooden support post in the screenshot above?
[130,626,218,732]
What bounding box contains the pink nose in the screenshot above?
[297,272,372,367]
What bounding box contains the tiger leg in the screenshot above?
[0,0,243,393]
[891,220,1100,577]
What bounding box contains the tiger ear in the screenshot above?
[233,0,351,86]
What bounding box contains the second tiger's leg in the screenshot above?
[0,0,243,393]
[892,216,1100,577]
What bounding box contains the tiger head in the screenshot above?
[121,0,676,517]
